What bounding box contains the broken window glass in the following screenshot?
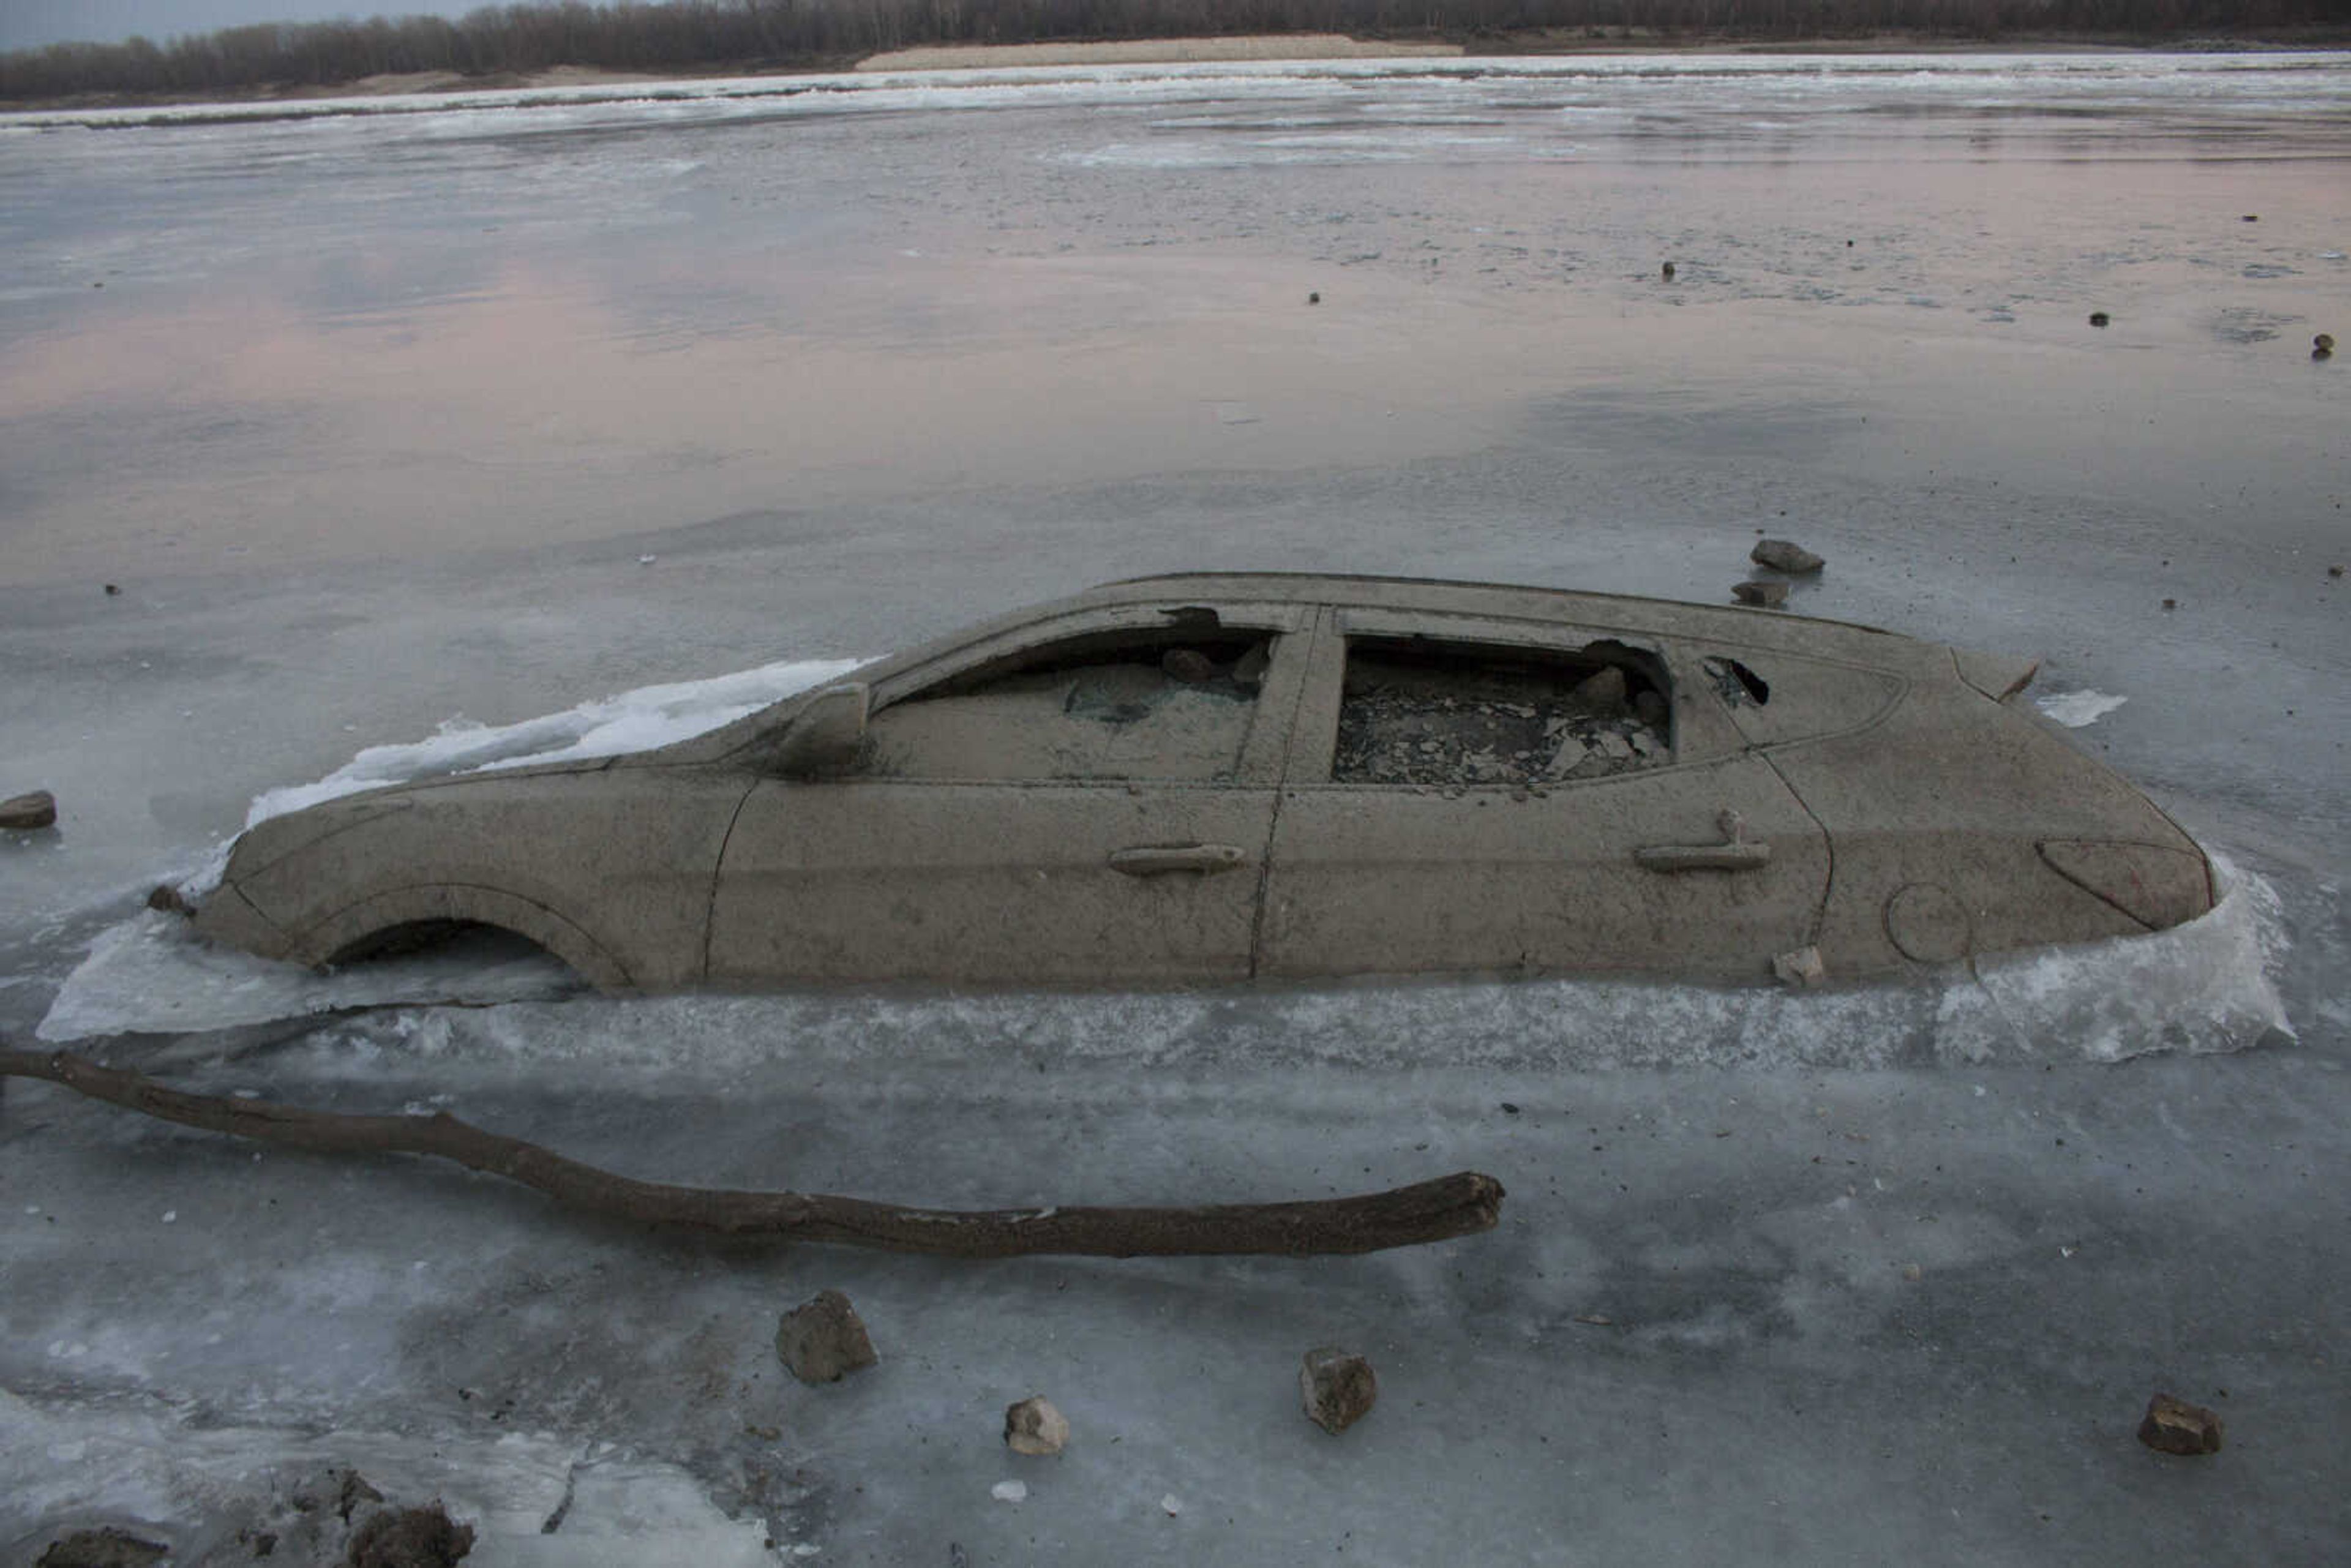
[1703,655,1771,708]
[866,632,1269,782]
[1332,637,1671,787]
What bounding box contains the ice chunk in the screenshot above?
[2034,689,2128,728]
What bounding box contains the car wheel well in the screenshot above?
[294,884,637,992]
[325,917,564,970]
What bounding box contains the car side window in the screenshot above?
[1332,634,1671,786]
[864,629,1273,782]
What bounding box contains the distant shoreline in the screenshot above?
[4,29,2342,113]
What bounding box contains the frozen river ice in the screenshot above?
[2,50,2349,1565]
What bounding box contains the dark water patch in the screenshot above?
[2211,306,2302,343]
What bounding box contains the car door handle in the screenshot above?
[1635,810,1772,874]
[1110,843,1249,877]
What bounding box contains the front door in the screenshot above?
[708,606,1307,988]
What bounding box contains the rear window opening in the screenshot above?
[1333,636,1671,787]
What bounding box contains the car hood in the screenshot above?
[225,758,614,881]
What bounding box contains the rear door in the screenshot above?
[1258,607,1831,985]
[709,601,1309,987]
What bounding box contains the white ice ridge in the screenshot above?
[0,1391,773,1568]
[2035,689,2129,728]
[244,656,863,828]
[42,842,2290,1063]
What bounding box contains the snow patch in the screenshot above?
[244,657,863,828]
[2035,689,2128,727]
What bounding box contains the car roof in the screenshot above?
[1073,572,1934,666]
[655,572,1967,768]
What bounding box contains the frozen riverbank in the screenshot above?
[4,47,2348,1566]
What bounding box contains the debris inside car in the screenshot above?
[1333,639,1671,787]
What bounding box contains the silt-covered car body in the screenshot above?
[194,574,2212,992]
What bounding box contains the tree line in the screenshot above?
[1,0,2334,103]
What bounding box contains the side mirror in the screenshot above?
[770,683,870,778]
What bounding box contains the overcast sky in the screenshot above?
[1,2,483,51]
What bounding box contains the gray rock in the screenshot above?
[1750,538,1824,574]
[1573,666,1626,708]
[2137,1392,2224,1455]
[1003,1395,1070,1455]
[35,1528,167,1567]
[2,789,58,830]
[347,1504,476,1567]
[1772,945,1827,988]
[1731,580,1790,608]
[1633,688,1670,727]
[1300,1347,1378,1435]
[776,1289,878,1384]
[1161,648,1217,684]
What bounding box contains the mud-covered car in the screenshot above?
[193,574,2213,991]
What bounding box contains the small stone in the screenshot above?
[2162,597,2178,610]
[146,884,190,915]
[2137,1392,2224,1455]
[989,1480,1027,1504]
[1731,580,1790,608]
[1161,648,1217,684]
[1772,945,1827,988]
[1750,538,1825,574]
[1299,1346,1379,1435]
[1661,261,1676,280]
[2329,564,2345,578]
[1158,1493,1183,1517]
[1307,291,1320,304]
[2089,311,2110,327]
[1572,666,1626,708]
[2316,333,2336,352]
[775,1289,877,1384]
[1900,1262,1923,1282]
[36,1528,168,1567]
[1003,1396,1070,1456]
[2,789,58,830]
[2241,214,2259,222]
[347,1504,476,1568]
[103,583,120,596]
[1633,689,1669,727]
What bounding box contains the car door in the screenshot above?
[708,601,1310,987]
[1257,606,1831,985]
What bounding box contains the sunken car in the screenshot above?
[193,574,2213,991]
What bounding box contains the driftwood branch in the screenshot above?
[0,1046,1502,1258]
